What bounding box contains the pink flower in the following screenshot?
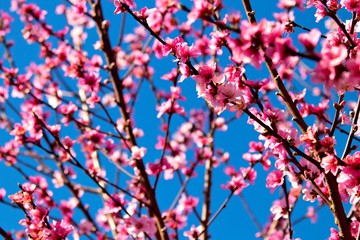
[193,64,223,84]
[306,206,318,223]
[327,0,341,11]
[146,9,163,33]
[177,194,199,214]
[278,0,304,9]
[341,0,360,12]
[0,11,13,38]
[312,43,348,93]
[175,42,201,63]
[179,63,191,81]
[47,220,74,239]
[218,82,246,108]
[78,72,100,93]
[339,151,360,189]
[298,29,321,52]
[128,215,157,238]
[134,7,156,22]
[163,210,187,229]
[307,0,328,22]
[0,188,5,201]
[241,167,257,184]
[302,188,317,202]
[164,37,200,63]
[131,50,150,66]
[329,228,340,240]
[349,186,360,204]
[131,146,147,160]
[195,35,214,56]
[213,117,228,131]
[10,123,26,143]
[156,0,179,13]
[0,86,8,103]
[321,154,339,175]
[184,225,203,240]
[187,0,221,25]
[156,99,186,118]
[266,170,284,192]
[114,0,136,14]
[270,199,288,220]
[78,219,94,235]
[222,174,249,195]
[164,36,184,55]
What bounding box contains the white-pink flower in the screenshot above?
[131,146,147,160]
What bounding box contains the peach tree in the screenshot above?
[0,0,359,239]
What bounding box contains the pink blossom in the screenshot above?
[131,146,147,160]
[175,42,201,63]
[278,0,304,9]
[78,72,100,93]
[184,225,203,240]
[163,210,187,229]
[131,50,150,66]
[209,30,229,55]
[146,9,163,33]
[306,206,318,223]
[298,29,321,52]
[114,0,136,14]
[195,35,214,56]
[0,188,6,201]
[156,0,179,13]
[156,99,186,118]
[128,215,157,238]
[59,198,78,223]
[0,86,9,103]
[241,167,257,184]
[270,199,288,220]
[187,0,222,25]
[213,117,228,131]
[222,174,249,195]
[313,45,349,93]
[70,25,87,48]
[46,220,74,239]
[321,154,339,175]
[302,188,317,202]
[177,194,199,214]
[218,81,246,110]
[339,151,360,189]
[0,11,13,38]
[349,186,360,204]
[266,170,284,192]
[164,36,185,55]
[193,64,222,84]
[307,0,328,22]
[341,0,360,12]
[329,228,340,240]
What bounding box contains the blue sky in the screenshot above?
[0,0,351,239]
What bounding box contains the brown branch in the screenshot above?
[341,93,360,159]
[200,111,216,240]
[290,21,327,39]
[329,95,345,137]
[0,227,12,240]
[282,180,293,239]
[90,1,169,239]
[178,4,240,33]
[239,193,263,231]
